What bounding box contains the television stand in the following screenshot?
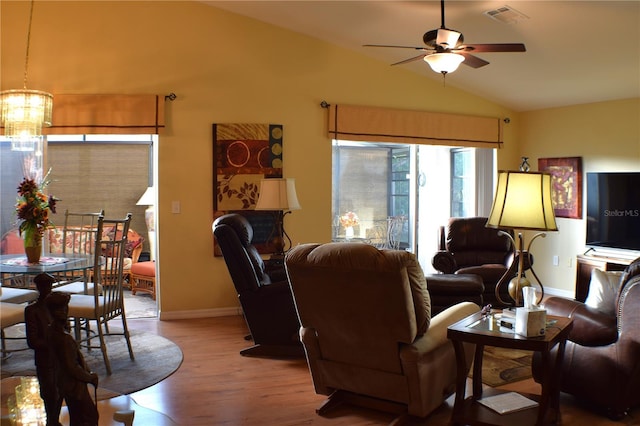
[575,253,633,302]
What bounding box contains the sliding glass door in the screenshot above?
[332,140,495,272]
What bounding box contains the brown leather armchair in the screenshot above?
[532,257,640,420]
[212,213,302,357]
[432,217,515,307]
[285,242,480,420]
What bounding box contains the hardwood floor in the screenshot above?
[126,316,639,425]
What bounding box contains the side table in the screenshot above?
[447,311,573,426]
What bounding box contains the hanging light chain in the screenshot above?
[23,0,35,89]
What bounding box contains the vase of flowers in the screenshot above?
[16,171,58,264]
[339,211,359,240]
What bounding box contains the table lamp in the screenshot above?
[136,186,156,261]
[255,178,301,255]
[486,169,558,306]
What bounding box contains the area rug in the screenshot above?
[1,328,182,400]
[470,346,533,387]
[123,289,158,319]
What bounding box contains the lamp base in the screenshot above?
[144,206,156,261]
[494,232,545,307]
[508,276,531,306]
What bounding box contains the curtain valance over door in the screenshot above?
[44,94,165,135]
[328,104,503,148]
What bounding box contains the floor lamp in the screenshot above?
[255,178,301,257]
[486,170,558,306]
[136,186,156,261]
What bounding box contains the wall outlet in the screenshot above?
[171,201,181,214]
[552,255,559,266]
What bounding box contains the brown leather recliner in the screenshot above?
[285,242,480,420]
[532,257,640,420]
[432,217,515,307]
[212,213,302,357]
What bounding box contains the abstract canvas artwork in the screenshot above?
[213,123,283,254]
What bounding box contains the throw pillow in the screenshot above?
[585,268,623,315]
[102,227,144,259]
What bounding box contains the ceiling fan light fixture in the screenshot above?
[424,52,465,74]
[364,0,526,72]
[436,28,461,48]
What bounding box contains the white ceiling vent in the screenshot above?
[484,5,529,24]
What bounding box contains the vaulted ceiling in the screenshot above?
[208,1,640,112]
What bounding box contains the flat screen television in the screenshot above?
[586,172,640,252]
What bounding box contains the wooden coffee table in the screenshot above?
[447,310,573,426]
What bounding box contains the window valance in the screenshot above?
[328,104,503,148]
[43,94,165,135]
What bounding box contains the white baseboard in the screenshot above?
[159,307,241,320]
[156,288,575,321]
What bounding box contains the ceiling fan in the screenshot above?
[364,0,526,75]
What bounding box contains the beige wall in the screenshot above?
[520,99,640,296]
[2,1,637,314]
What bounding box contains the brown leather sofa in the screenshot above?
[532,257,640,419]
[432,217,515,307]
[212,213,302,357]
[285,242,480,420]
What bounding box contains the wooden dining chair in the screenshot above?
[51,209,104,294]
[60,210,104,255]
[67,213,135,375]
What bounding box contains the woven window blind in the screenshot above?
[47,143,150,239]
[328,104,503,148]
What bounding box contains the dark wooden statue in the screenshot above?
[46,291,99,426]
[25,273,63,426]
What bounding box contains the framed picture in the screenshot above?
[538,157,583,219]
[212,123,283,255]
[213,123,283,211]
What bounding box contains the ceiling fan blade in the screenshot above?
[364,44,428,51]
[459,43,526,53]
[460,52,490,69]
[391,54,427,66]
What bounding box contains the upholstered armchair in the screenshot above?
[432,217,515,307]
[285,242,480,420]
[532,257,640,420]
[212,213,302,357]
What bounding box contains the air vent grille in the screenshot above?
[484,5,529,24]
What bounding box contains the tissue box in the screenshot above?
[515,307,547,337]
